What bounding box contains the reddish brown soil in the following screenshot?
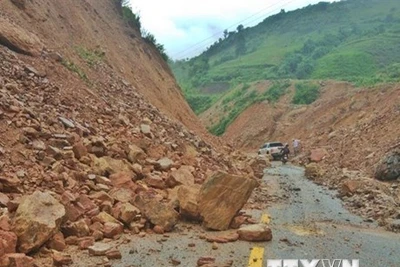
[223,81,400,178]
[0,0,220,147]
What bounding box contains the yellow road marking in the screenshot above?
[248,247,264,267]
[260,214,271,224]
[247,213,271,266]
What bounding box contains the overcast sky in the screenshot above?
[129,0,336,60]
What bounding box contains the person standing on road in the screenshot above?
[292,139,300,156]
[281,143,290,157]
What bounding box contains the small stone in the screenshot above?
[88,243,112,256]
[170,258,181,266]
[1,253,34,267]
[197,256,215,266]
[53,251,73,266]
[153,225,164,234]
[105,249,122,260]
[58,117,75,128]
[237,224,272,242]
[78,237,95,250]
[103,222,124,239]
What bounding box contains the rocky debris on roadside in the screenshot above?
[0,46,267,265]
[386,219,400,233]
[248,156,270,179]
[133,193,179,232]
[304,163,400,228]
[304,163,325,180]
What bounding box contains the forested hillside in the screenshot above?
[171,0,400,125]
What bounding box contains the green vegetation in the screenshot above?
[292,82,320,105]
[187,94,216,115]
[209,89,258,136]
[171,0,400,125]
[121,5,141,30]
[259,81,291,103]
[118,0,169,61]
[76,47,105,67]
[61,59,90,84]
[209,81,291,136]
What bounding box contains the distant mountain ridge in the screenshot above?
[171,0,400,120]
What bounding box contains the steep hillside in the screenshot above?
[171,0,400,120]
[222,81,400,224]
[0,0,215,142]
[0,1,268,266]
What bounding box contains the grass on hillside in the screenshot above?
[76,47,105,67]
[61,59,90,84]
[170,0,400,135]
[292,82,320,105]
[209,81,291,136]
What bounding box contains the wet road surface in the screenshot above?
[71,163,400,267]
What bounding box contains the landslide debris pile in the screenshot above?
[220,79,400,228]
[0,44,268,266]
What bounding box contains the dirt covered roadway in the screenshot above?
[53,162,400,267]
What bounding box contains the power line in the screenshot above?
[174,0,295,59]
[171,0,289,58]
[172,0,297,59]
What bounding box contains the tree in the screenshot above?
[237,24,244,32]
[235,32,246,57]
[302,39,316,55]
[223,30,229,39]
[296,59,315,79]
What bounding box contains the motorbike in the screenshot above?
[281,153,288,164]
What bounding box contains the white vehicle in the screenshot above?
[258,142,284,160]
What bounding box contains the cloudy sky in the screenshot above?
[129,0,335,59]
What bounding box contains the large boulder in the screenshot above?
[166,166,195,188]
[375,149,400,181]
[198,172,258,230]
[0,17,43,56]
[177,185,201,221]
[133,193,179,232]
[91,155,135,177]
[309,148,329,163]
[12,191,65,253]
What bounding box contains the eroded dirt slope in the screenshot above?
[0,0,271,266]
[224,82,400,175]
[0,0,217,143]
[221,81,400,224]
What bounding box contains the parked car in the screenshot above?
[258,142,284,160]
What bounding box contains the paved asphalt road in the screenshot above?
[70,163,400,267]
